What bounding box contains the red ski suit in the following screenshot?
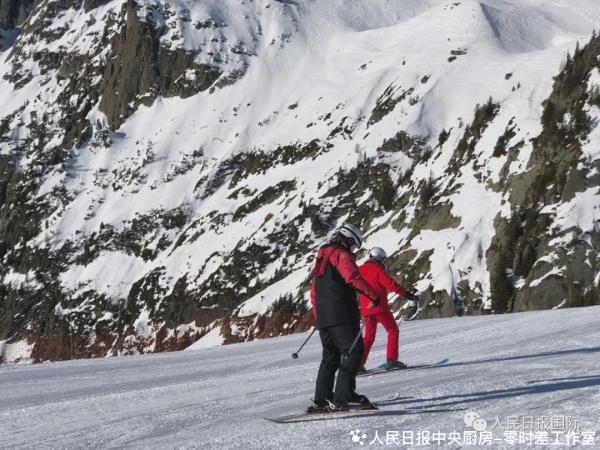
[358,259,408,365]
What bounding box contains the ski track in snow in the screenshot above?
[1,307,599,449]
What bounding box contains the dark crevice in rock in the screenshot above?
[368,83,414,127]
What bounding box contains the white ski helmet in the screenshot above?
[369,247,387,262]
[338,223,363,252]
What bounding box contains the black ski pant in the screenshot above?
[314,322,363,404]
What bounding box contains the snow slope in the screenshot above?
[1,307,599,448]
[43,0,596,302]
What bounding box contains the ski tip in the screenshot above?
[436,358,450,365]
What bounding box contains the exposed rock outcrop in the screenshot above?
[98,0,221,128]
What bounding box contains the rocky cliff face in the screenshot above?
[0,0,31,51]
[1,0,599,363]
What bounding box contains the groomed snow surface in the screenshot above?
[1,307,599,448]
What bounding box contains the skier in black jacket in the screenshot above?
[307,223,382,412]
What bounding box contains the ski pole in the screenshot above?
[345,293,402,359]
[291,327,316,359]
[344,319,367,360]
[344,302,375,360]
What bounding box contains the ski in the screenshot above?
[357,358,449,378]
[264,405,456,424]
[265,404,379,424]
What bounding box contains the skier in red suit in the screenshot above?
[358,247,418,370]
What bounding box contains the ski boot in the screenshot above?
[357,365,367,374]
[328,399,351,412]
[349,392,372,407]
[385,359,408,370]
[306,399,333,414]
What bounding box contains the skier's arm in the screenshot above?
[377,268,408,298]
[331,250,381,303]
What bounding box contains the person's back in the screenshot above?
[312,243,361,329]
[358,259,403,316]
[357,248,416,370]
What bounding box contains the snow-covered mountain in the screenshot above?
[1,0,600,362]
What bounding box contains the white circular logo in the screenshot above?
[464,410,480,427]
[350,429,367,445]
[473,418,488,431]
